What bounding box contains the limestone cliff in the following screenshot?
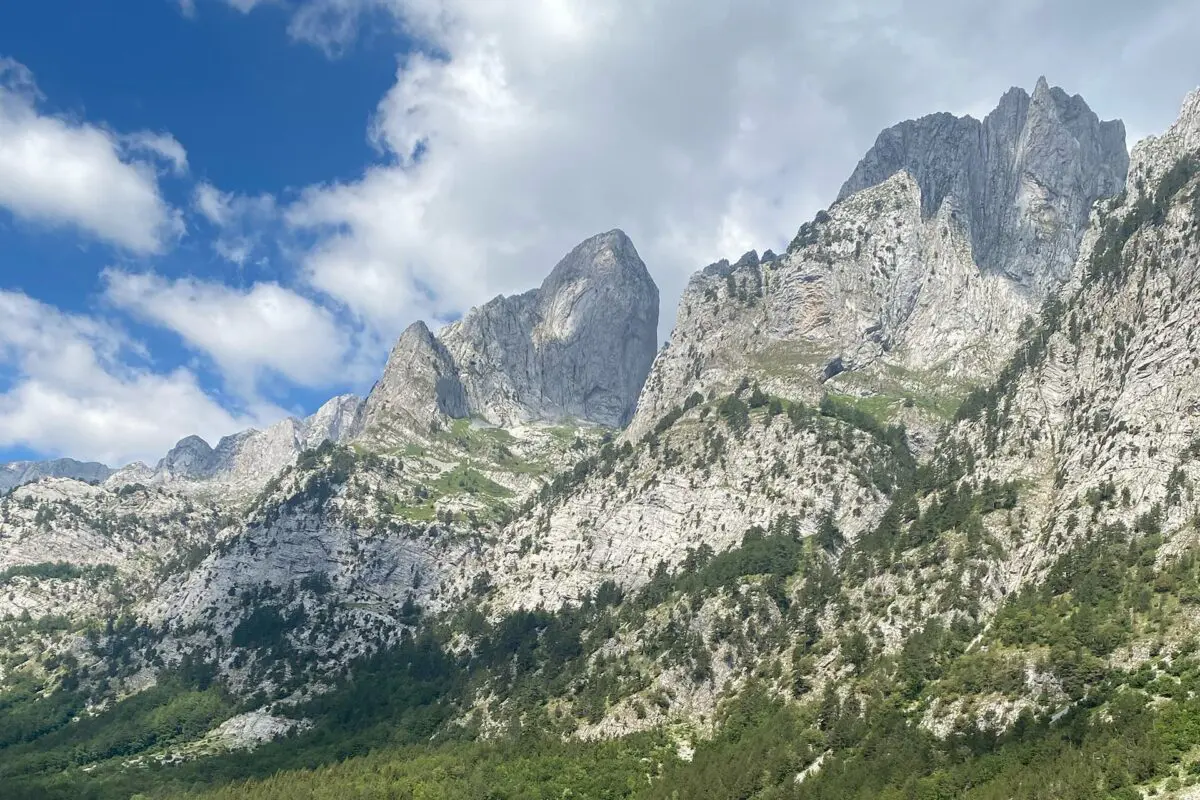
[840,76,1128,292]
[631,80,1126,441]
[440,229,659,428]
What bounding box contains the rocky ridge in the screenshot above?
[840,75,1128,292]
[103,394,365,502]
[629,80,1127,445]
[10,82,1200,799]
[0,458,113,493]
[947,87,1200,581]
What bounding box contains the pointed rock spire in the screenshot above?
[838,78,1127,293]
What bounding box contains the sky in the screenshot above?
[0,0,1198,467]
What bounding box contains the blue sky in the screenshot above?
[1,0,1199,466]
[0,1,404,453]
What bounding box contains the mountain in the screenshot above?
[3,230,657,501]
[629,80,1127,447]
[0,457,112,493]
[351,229,659,447]
[8,83,1200,800]
[103,394,365,500]
[439,229,659,428]
[354,321,469,444]
[839,76,1128,292]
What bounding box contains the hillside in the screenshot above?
[6,81,1200,800]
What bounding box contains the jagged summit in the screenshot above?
[437,229,659,428]
[356,320,469,442]
[353,229,660,444]
[630,80,1127,440]
[0,458,113,493]
[839,77,1127,292]
[1127,86,1200,199]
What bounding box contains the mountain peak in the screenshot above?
[839,78,1127,293]
[435,229,659,428]
[1129,86,1200,197]
[158,434,216,479]
[539,229,652,301]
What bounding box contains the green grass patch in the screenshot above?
[431,465,513,499]
[748,340,834,377]
[391,502,437,522]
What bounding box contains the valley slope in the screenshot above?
[9,81,1200,800]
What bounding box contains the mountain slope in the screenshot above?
[12,83,1200,800]
[630,81,1126,445]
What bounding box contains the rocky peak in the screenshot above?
[356,321,469,443]
[158,435,216,479]
[0,458,114,493]
[108,398,367,501]
[839,78,1127,293]
[1128,87,1200,200]
[440,229,659,428]
[304,394,364,450]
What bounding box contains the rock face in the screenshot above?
[631,80,1126,440]
[839,76,1128,293]
[0,478,227,621]
[107,394,365,500]
[440,230,659,428]
[0,458,113,492]
[356,321,469,444]
[488,397,905,611]
[351,229,659,443]
[952,87,1200,572]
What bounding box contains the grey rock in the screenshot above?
[839,77,1127,292]
[439,229,659,428]
[304,394,365,450]
[937,85,1200,620]
[109,395,367,501]
[0,458,113,492]
[632,80,1126,439]
[357,321,469,442]
[158,435,217,480]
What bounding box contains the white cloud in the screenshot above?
[280,1,864,337]
[194,181,233,226]
[179,0,271,16]
[122,130,189,175]
[102,270,357,392]
[226,0,271,11]
[262,0,1200,344]
[192,181,278,265]
[0,58,184,254]
[0,290,272,465]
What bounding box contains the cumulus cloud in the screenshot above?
[102,270,357,393]
[0,291,274,465]
[122,130,189,176]
[263,0,1200,344]
[0,58,184,254]
[192,181,278,265]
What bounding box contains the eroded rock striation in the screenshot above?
[631,79,1127,440]
[440,229,659,428]
[839,76,1128,292]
